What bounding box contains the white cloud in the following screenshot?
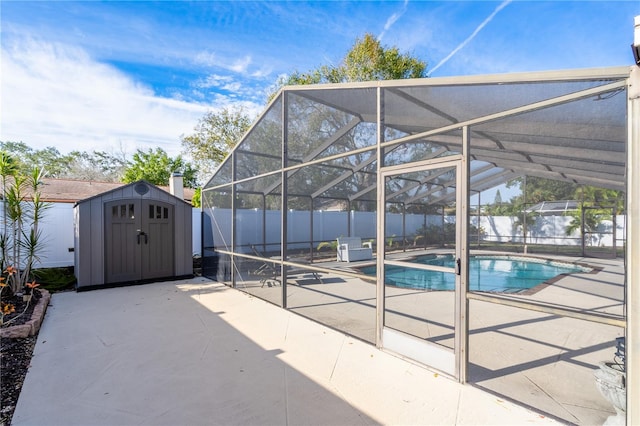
[196,74,234,89]
[0,37,217,157]
[192,73,266,108]
[250,67,273,79]
[194,49,255,75]
[222,82,243,93]
[229,56,252,73]
[194,51,218,67]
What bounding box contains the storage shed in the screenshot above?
[74,180,193,290]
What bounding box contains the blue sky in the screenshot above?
[1,1,638,159]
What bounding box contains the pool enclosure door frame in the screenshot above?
[377,152,469,382]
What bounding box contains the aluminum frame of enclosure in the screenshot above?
[202,66,637,424]
[377,154,469,379]
[627,65,639,426]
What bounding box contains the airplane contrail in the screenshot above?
[428,0,512,76]
[378,0,410,41]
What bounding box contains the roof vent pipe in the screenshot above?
[170,172,184,200]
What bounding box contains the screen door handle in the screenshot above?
[456,258,461,275]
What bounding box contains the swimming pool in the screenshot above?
[361,254,590,293]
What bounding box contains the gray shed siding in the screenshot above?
[74,181,193,290]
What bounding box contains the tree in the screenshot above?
[61,149,129,182]
[507,176,577,207]
[0,141,132,182]
[122,148,198,189]
[565,186,624,240]
[487,175,624,246]
[343,33,427,81]
[180,107,252,183]
[573,186,624,213]
[267,33,428,210]
[270,33,427,99]
[184,33,427,194]
[484,189,512,215]
[0,141,75,178]
[493,190,502,206]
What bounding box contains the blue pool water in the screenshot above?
[361,255,589,293]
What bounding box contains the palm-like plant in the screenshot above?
[509,200,536,246]
[565,186,623,245]
[0,152,18,272]
[0,152,49,296]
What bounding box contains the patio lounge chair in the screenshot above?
[251,245,322,286]
[337,237,373,262]
[250,245,280,287]
[286,259,323,284]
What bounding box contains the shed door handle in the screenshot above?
[137,230,148,245]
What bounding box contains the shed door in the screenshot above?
[105,200,175,284]
[142,200,175,280]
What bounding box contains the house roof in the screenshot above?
[525,200,578,215]
[32,178,194,204]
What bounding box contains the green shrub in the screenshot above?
[32,267,76,292]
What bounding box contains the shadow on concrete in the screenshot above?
[12,279,379,426]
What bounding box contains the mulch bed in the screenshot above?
[1,290,43,425]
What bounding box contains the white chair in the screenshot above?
[337,237,373,262]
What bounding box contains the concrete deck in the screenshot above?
[13,277,560,425]
[231,252,626,425]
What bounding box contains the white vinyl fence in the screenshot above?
[5,204,203,269]
[471,215,626,247]
[208,208,626,253]
[2,204,626,269]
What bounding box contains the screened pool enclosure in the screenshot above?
[202,66,639,425]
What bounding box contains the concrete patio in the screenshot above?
[13,277,561,425]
